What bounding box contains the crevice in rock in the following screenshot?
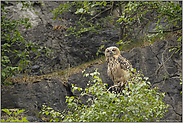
[167,92,182,116]
[169,74,182,78]
[2,2,181,122]
[151,80,163,86]
[37,2,47,25]
[149,45,161,65]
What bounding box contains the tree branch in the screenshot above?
[148,28,182,34]
[85,5,113,24]
[155,45,180,78]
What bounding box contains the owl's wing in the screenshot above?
[118,55,132,71]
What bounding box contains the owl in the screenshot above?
[105,46,133,89]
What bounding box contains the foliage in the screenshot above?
[52,1,182,94]
[168,35,182,94]
[1,1,52,85]
[180,75,182,94]
[52,1,182,47]
[96,44,105,56]
[1,109,29,122]
[40,69,169,122]
[52,1,111,38]
[39,104,63,122]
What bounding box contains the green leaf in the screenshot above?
[17,109,25,114]
[177,36,182,41]
[24,18,29,22]
[55,118,60,122]
[13,111,18,117]
[6,117,13,122]
[1,109,12,115]
[12,38,16,42]
[1,119,6,122]
[26,23,31,29]
[173,21,177,26]
[119,45,123,50]
[45,111,49,115]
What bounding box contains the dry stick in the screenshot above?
[107,84,118,92]
[155,45,179,79]
[148,27,182,34]
[107,82,124,92]
[110,2,114,16]
[85,5,113,24]
[162,48,172,76]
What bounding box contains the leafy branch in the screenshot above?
[1,1,52,85]
[40,69,169,122]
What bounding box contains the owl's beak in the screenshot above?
[108,51,113,56]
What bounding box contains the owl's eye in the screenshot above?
[107,50,109,53]
[112,49,116,52]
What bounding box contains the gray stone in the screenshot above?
[68,39,182,121]
[31,65,40,71]
[1,1,182,122]
[1,77,73,119]
[1,39,182,121]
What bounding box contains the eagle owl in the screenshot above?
[105,46,132,88]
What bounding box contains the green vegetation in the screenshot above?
[1,109,29,122]
[1,1,180,122]
[2,1,181,84]
[52,1,182,50]
[1,1,31,85]
[39,69,169,122]
[1,1,51,85]
[49,55,105,82]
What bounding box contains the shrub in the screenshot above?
[1,1,52,85]
[52,1,182,49]
[1,109,29,122]
[40,69,169,122]
[1,2,32,84]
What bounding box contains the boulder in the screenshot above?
[68,38,182,121]
[1,1,182,122]
[1,77,73,120]
[1,38,182,121]
[2,1,118,75]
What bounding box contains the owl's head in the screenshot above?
[105,46,120,57]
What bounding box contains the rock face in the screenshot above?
[3,1,118,75]
[1,1,182,122]
[1,77,73,120]
[3,1,176,75]
[122,37,182,121]
[68,37,182,121]
[2,38,181,122]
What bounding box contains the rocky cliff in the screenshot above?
[1,1,182,122]
[68,36,182,121]
[3,1,118,75]
[2,38,182,121]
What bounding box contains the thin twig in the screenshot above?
[110,2,114,16]
[155,45,180,78]
[107,82,124,91]
[148,28,182,34]
[85,5,113,24]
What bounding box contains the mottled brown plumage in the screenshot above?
[105,46,132,88]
